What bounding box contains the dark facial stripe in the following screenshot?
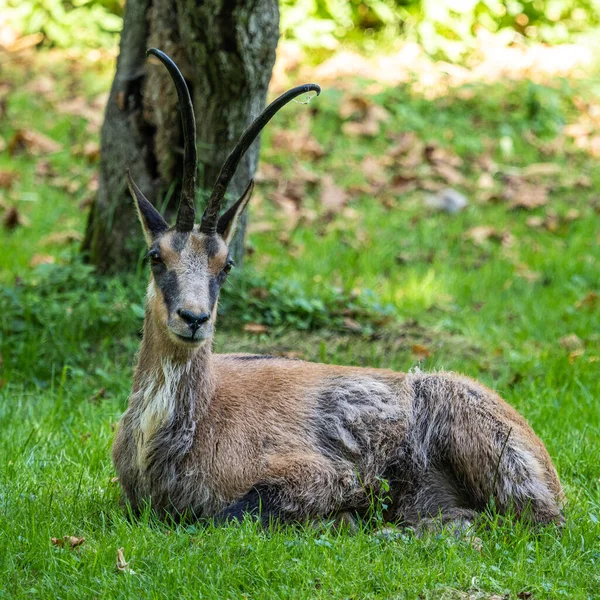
[154,267,180,314]
[204,235,222,259]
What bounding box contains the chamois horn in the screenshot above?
[200,83,321,235]
[147,48,197,233]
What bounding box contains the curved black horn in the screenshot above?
[147,48,197,232]
[200,83,321,234]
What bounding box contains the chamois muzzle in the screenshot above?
[177,309,210,331]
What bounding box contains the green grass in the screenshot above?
[1,51,600,598]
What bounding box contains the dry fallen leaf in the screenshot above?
[248,221,275,234]
[508,183,548,210]
[8,129,62,156]
[559,334,583,351]
[394,139,426,171]
[271,114,324,159]
[35,159,55,179]
[389,174,418,196]
[411,344,431,360]
[468,536,483,552]
[433,162,465,186]
[360,155,388,186]
[341,97,389,138]
[515,263,541,283]
[343,317,362,332]
[249,287,270,300]
[424,143,463,168]
[87,387,107,404]
[477,172,495,190]
[243,323,269,334]
[1,32,43,53]
[296,164,320,185]
[386,131,419,157]
[56,95,106,132]
[339,95,371,119]
[39,230,83,246]
[569,349,585,364]
[521,162,561,177]
[51,536,85,548]
[526,212,561,232]
[30,254,55,268]
[3,206,29,230]
[83,141,100,162]
[270,191,300,230]
[87,172,99,192]
[465,226,513,247]
[25,75,55,96]
[271,129,324,159]
[255,163,282,184]
[0,170,19,189]
[526,216,545,228]
[116,547,135,574]
[50,176,82,194]
[320,175,348,215]
[576,291,599,309]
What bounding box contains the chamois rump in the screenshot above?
[112,48,564,529]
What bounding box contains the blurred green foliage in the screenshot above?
[4,0,123,49]
[4,0,600,58]
[280,0,600,58]
[0,262,394,381]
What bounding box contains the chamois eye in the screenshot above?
[148,249,163,265]
[223,260,234,274]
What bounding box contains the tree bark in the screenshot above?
[82,0,279,273]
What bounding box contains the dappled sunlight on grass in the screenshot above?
[273,33,597,97]
[383,268,445,313]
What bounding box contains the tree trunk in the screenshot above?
[82,0,279,273]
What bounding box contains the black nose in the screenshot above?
[177,309,210,329]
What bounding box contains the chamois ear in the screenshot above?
[126,169,168,246]
[216,180,254,245]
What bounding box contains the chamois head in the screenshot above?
[128,48,320,348]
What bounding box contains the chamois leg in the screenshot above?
[410,373,564,525]
[213,453,363,526]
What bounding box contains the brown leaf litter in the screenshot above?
[51,536,85,549]
[3,206,29,230]
[8,129,62,156]
[465,226,514,247]
[340,96,390,137]
[320,174,348,215]
[116,547,136,574]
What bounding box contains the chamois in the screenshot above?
[112,48,564,529]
